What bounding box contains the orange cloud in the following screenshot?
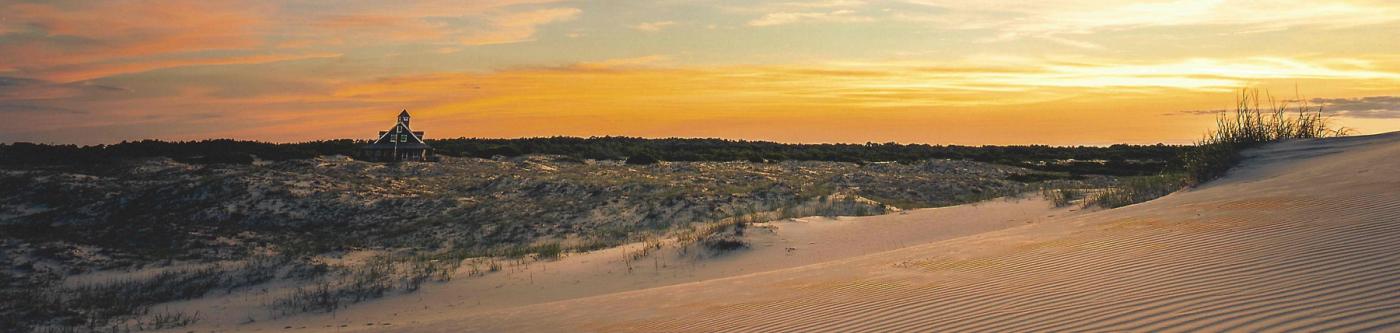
[33,53,342,83]
[0,0,578,82]
[573,55,671,69]
[459,7,581,45]
[0,1,270,80]
[9,53,1398,145]
[306,58,1393,145]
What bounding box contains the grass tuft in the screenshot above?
[1184,88,1348,185]
[1083,174,1187,208]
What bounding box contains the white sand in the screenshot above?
[175,132,1400,332]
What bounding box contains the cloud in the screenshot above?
[573,55,671,69]
[7,53,1400,144]
[0,76,127,101]
[459,7,581,45]
[901,0,1400,42]
[631,21,677,32]
[30,53,343,83]
[0,103,87,114]
[748,9,873,26]
[1311,96,1400,118]
[1038,36,1105,50]
[0,0,579,81]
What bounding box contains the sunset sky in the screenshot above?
[3,0,1399,145]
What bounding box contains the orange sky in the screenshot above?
[3,0,1399,145]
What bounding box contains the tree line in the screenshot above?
[0,137,1189,176]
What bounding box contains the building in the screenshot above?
[359,110,431,162]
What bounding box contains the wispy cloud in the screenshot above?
[631,21,677,32]
[574,55,671,69]
[903,0,1400,39]
[748,10,873,26]
[0,0,579,81]
[1312,96,1400,118]
[459,7,581,45]
[0,76,127,101]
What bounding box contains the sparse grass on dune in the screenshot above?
[1036,174,1185,209]
[6,255,290,332]
[1043,88,1349,209]
[270,253,460,315]
[1085,174,1188,208]
[1184,88,1348,185]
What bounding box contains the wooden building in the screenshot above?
[359,110,431,162]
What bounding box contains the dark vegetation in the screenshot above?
[0,154,1037,331]
[1,137,1186,176]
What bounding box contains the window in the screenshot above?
[399,134,408,142]
[387,134,396,142]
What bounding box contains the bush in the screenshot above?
[533,242,563,260]
[1183,88,1346,185]
[625,153,660,165]
[702,236,748,252]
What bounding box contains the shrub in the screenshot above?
[533,242,563,260]
[625,153,660,165]
[702,236,748,252]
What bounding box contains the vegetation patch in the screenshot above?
[1184,89,1347,185]
[1084,174,1188,208]
[270,253,459,315]
[4,255,289,332]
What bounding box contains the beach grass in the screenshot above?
[1184,88,1347,185]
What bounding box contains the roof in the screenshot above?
[362,110,429,150]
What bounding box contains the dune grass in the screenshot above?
[1036,174,1185,209]
[1184,88,1347,185]
[1084,174,1188,208]
[6,255,290,332]
[271,253,461,315]
[1050,88,1347,209]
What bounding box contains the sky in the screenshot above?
[2,0,1399,145]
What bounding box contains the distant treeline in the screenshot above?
[0,137,1189,176]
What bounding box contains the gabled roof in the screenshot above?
[363,112,429,150]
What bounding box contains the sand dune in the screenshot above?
[185,133,1400,332]
[174,193,1078,331]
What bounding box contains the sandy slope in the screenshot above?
[172,191,1077,331]
[185,132,1400,332]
